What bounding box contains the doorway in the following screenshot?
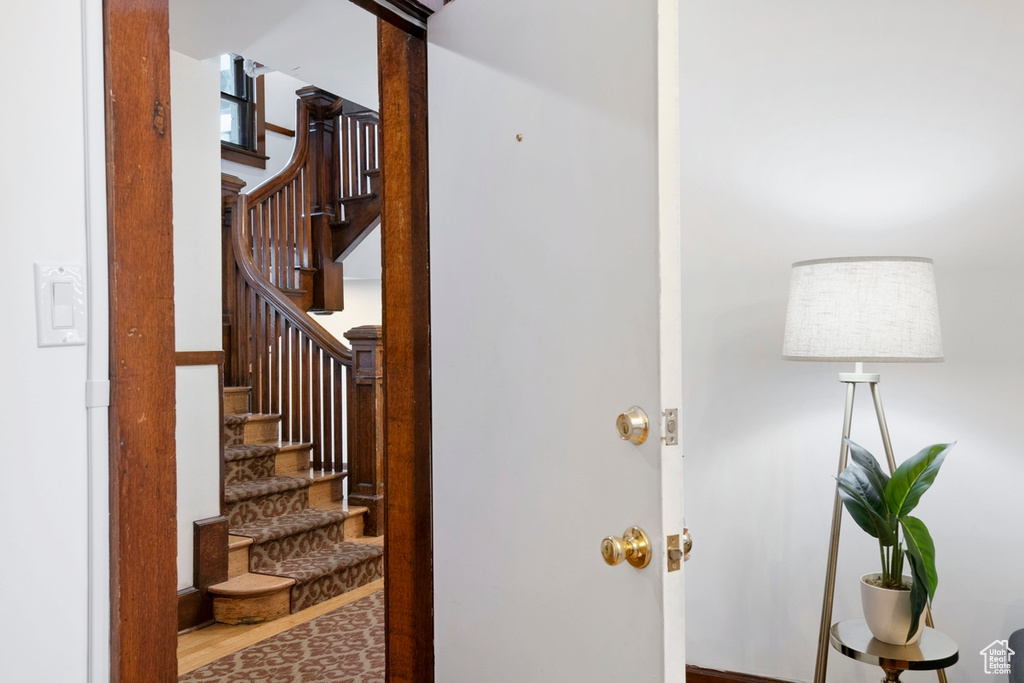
[103,0,433,680]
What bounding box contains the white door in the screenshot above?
[428,1,683,680]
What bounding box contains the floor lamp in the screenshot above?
[782,257,946,683]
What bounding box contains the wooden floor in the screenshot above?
[178,535,385,677]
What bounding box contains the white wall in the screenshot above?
[170,0,378,109]
[0,1,94,680]
[171,50,224,590]
[680,3,1024,682]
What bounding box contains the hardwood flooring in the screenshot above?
[178,548,384,677]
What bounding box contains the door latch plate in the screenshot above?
[663,408,678,446]
[667,534,682,572]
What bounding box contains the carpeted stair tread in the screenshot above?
[208,572,295,597]
[232,507,350,545]
[224,443,279,462]
[224,475,311,503]
[258,542,383,584]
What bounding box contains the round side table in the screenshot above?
[830,619,958,682]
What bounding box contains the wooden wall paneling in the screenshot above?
[104,0,178,679]
[344,326,385,535]
[685,666,792,683]
[379,18,434,682]
[177,516,230,633]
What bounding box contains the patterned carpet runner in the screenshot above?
[180,591,384,682]
[223,412,383,613]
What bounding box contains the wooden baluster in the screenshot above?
[268,307,279,416]
[311,345,323,470]
[343,325,384,536]
[290,326,301,444]
[372,122,380,178]
[299,166,310,270]
[299,333,310,446]
[333,361,344,475]
[340,115,351,201]
[285,182,295,290]
[257,301,269,414]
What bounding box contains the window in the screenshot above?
[220,54,267,168]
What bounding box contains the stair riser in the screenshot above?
[250,521,347,570]
[227,488,309,528]
[223,417,281,446]
[223,389,250,415]
[228,546,250,579]
[308,477,344,508]
[274,448,311,476]
[213,590,290,625]
[244,418,280,444]
[225,454,276,485]
[290,555,383,613]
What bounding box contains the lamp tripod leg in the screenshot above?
[869,382,947,683]
[813,380,858,683]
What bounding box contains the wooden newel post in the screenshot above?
[299,86,345,312]
[221,173,247,386]
[344,325,384,536]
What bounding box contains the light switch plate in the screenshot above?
[35,263,86,347]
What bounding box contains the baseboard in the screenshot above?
[178,515,230,633]
[686,665,794,683]
[177,587,213,633]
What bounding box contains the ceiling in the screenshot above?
[168,0,379,109]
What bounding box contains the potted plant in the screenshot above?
[836,438,954,645]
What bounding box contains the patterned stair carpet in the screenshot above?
[180,590,384,682]
[223,412,383,613]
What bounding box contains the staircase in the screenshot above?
[207,386,382,624]
[202,85,386,626]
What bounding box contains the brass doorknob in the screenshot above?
[601,526,652,569]
[616,406,649,445]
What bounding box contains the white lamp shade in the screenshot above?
[783,257,943,362]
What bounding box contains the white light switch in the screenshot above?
[35,263,86,347]
[52,281,75,328]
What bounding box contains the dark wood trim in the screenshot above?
[176,587,205,634]
[174,350,225,366]
[107,0,432,678]
[344,326,385,536]
[178,516,230,633]
[686,666,792,683]
[104,0,178,680]
[221,145,270,166]
[386,0,433,23]
[348,0,426,39]
[265,122,295,137]
[379,19,433,682]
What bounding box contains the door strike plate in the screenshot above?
[663,408,679,446]
[667,534,682,572]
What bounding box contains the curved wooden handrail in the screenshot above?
[246,95,312,206]
[231,192,352,367]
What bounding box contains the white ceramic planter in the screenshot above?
[860,573,924,645]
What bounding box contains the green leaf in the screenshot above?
[904,546,930,642]
[901,516,938,601]
[845,439,890,506]
[837,466,897,545]
[885,443,955,518]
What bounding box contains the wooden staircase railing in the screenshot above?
[220,87,384,529]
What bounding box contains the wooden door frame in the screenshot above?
[103,1,434,680]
